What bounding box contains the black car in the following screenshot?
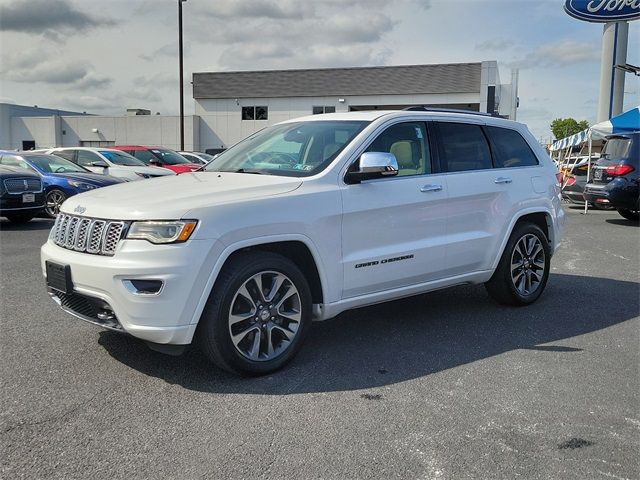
[0,165,45,223]
[584,133,639,221]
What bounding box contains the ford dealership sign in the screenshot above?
[564,0,640,22]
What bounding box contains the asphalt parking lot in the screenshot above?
[1,206,638,480]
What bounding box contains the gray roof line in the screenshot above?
[193,62,484,100]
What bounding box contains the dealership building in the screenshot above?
[1,61,518,152]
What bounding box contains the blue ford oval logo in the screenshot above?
[564,0,640,22]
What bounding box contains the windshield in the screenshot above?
[150,149,191,165]
[204,121,368,177]
[196,152,215,162]
[26,154,89,173]
[99,150,146,166]
[602,138,631,161]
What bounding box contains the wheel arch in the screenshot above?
[192,235,327,327]
[491,209,555,271]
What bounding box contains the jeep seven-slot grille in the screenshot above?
[51,214,126,256]
[3,177,42,193]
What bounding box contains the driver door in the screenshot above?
[340,121,449,298]
[76,150,107,175]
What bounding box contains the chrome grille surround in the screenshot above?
[51,214,127,256]
[3,177,42,193]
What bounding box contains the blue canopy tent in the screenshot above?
[590,105,640,137]
[551,128,590,152]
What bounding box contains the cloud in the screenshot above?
[200,0,313,19]
[139,42,192,61]
[0,0,115,38]
[508,40,600,69]
[475,38,515,51]
[0,46,112,90]
[188,1,398,71]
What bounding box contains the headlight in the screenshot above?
[67,179,95,189]
[126,220,197,244]
[135,172,150,178]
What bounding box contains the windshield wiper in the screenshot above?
[226,168,265,175]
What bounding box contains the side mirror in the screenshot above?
[91,161,108,168]
[345,152,399,184]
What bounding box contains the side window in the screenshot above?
[486,126,539,168]
[133,150,157,164]
[241,106,268,120]
[53,150,76,162]
[365,122,431,176]
[437,122,492,172]
[76,150,101,167]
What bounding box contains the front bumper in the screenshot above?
[41,236,224,344]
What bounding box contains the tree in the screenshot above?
[550,118,589,140]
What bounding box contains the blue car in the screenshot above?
[0,151,124,218]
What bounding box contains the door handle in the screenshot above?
[494,177,512,184]
[420,184,442,193]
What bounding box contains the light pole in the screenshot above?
[178,0,186,150]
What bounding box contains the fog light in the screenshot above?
[123,279,164,295]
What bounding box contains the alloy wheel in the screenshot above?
[228,271,302,361]
[45,191,65,217]
[510,233,546,296]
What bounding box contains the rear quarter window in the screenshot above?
[486,126,539,168]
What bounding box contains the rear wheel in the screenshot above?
[4,214,34,224]
[617,208,639,222]
[485,223,550,306]
[197,251,312,375]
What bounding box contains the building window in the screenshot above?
[312,106,336,115]
[241,106,268,120]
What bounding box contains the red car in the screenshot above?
[112,146,201,174]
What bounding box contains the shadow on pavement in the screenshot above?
[98,273,639,394]
[0,218,54,231]
[605,218,639,227]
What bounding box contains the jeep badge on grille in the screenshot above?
[74,205,86,214]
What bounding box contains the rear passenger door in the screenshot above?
[434,121,514,276]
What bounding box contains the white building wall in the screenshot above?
[196,92,480,150]
[9,116,57,150]
[8,115,199,151]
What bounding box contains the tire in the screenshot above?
[45,189,66,218]
[197,251,312,376]
[4,214,34,224]
[485,223,551,306]
[617,208,639,222]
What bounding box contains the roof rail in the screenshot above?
[402,106,497,117]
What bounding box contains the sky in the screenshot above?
[0,0,638,142]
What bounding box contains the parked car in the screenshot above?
[45,147,175,182]
[0,152,124,218]
[584,133,639,221]
[0,164,45,223]
[42,109,564,375]
[178,151,216,165]
[204,148,226,156]
[560,156,611,208]
[112,146,201,174]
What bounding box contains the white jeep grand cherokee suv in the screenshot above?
[41,110,564,375]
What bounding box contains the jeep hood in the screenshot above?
[60,172,302,220]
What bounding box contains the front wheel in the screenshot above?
[617,208,639,222]
[485,223,551,306]
[45,189,66,218]
[197,251,312,376]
